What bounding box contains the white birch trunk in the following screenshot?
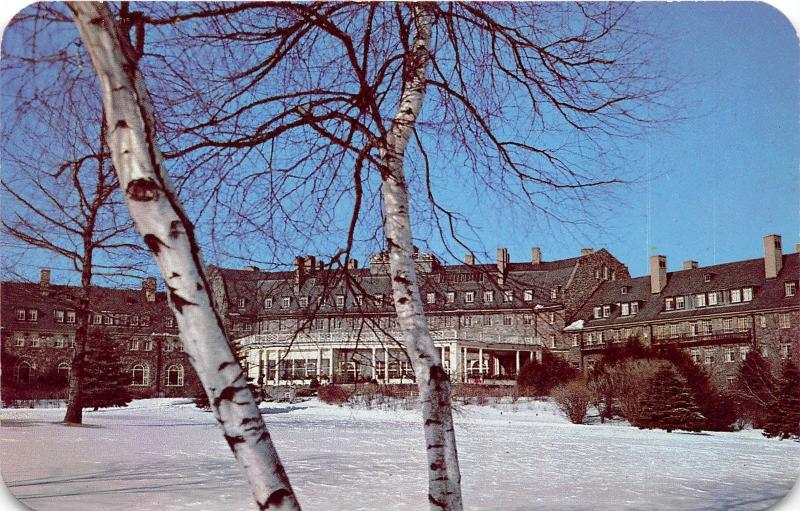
[67,3,301,510]
[380,6,464,511]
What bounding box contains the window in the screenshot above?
[92,314,102,325]
[237,297,246,309]
[724,347,736,363]
[104,314,113,325]
[621,286,628,295]
[602,305,611,318]
[336,295,345,307]
[550,287,559,300]
[16,308,26,321]
[57,362,70,381]
[143,339,153,351]
[691,348,701,364]
[730,289,742,303]
[665,298,674,311]
[708,292,719,306]
[28,309,38,321]
[695,294,706,307]
[446,292,455,303]
[743,287,753,302]
[761,345,770,358]
[16,361,32,384]
[375,294,384,306]
[779,313,791,329]
[704,320,713,334]
[595,269,601,279]
[572,335,579,347]
[740,346,750,360]
[621,303,630,316]
[483,291,494,303]
[503,316,513,326]
[334,318,343,329]
[166,365,184,386]
[130,314,139,326]
[786,281,797,297]
[264,297,273,309]
[722,318,733,333]
[676,296,685,309]
[131,364,150,386]
[704,273,713,283]
[670,324,679,338]
[483,316,493,326]
[523,314,532,325]
[549,335,556,348]
[463,315,472,327]
[704,349,715,365]
[68,336,76,348]
[523,289,533,302]
[65,310,76,323]
[630,302,639,315]
[587,333,595,345]
[427,292,436,304]
[781,343,792,359]
[29,335,40,347]
[726,375,736,386]
[282,296,292,308]
[141,315,150,326]
[353,296,362,307]
[759,315,766,328]
[165,317,174,328]
[465,291,475,303]
[314,318,325,330]
[737,317,751,331]
[14,333,24,347]
[503,290,514,303]
[128,339,139,351]
[54,336,65,348]
[593,306,602,319]
[603,266,609,280]
[300,296,310,308]
[597,332,604,344]
[549,312,556,324]
[55,310,65,323]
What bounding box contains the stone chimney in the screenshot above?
[580,248,594,256]
[142,277,157,302]
[496,247,509,286]
[682,260,698,270]
[764,234,783,279]
[304,255,316,273]
[39,269,51,296]
[346,259,358,270]
[650,255,667,294]
[464,253,475,266]
[294,256,306,291]
[796,243,800,253]
[531,247,542,265]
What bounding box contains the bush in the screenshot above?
[635,366,705,433]
[517,349,577,396]
[762,360,800,440]
[317,384,352,405]
[552,378,593,424]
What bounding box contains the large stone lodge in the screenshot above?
[2,234,797,396]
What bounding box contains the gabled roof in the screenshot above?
[574,254,800,328]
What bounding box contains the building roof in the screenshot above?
[574,254,800,329]
[1,280,178,336]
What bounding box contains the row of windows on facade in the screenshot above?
[235,311,562,333]
[576,313,793,347]
[238,287,563,311]
[689,344,793,365]
[14,308,173,328]
[592,301,640,319]
[663,287,757,312]
[11,332,182,351]
[13,361,185,387]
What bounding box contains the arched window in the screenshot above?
[57,362,71,382]
[16,361,32,384]
[166,365,184,386]
[131,364,150,386]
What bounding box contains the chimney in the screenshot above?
[294,256,305,291]
[764,234,783,279]
[682,260,698,270]
[531,247,542,265]
[243,265,260,272]
[650,255,667,294]
[464,253,475,266]
[304,255,316,272]
[347,259,358,270]
[39,269,51,296]
[796,243,800,253]
[496,247,509,286]
[142,277,157,302]
[580,248,594,256]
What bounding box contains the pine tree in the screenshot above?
[733,350,777,428]
[763,360,800,440]
[82,336,132,410]
[637,366,705,433]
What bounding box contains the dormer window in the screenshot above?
[550,287,560,300]
[630,302,639,315]
[707,291,719,306]
[27,309,38,322]
[621,303,630,316]
[465,291,475,303]
[675,296,685,309]
[483,291,494,303]
[237,297,246,309]
[602,305,611,318]
[743,287,753,302]
[426,292,436,304]
[704,273,713,283]
[336,295,345,307]
[523,289,534,302]
[695,294,706,307]
[786,281,797,297]
[446,292,455,303]
[264,297,273,309]
[665,297,674,311]
[621,286,629,295]
[731,289,742,303]
[503,290,514,302]
[16,308,26,321]
[353,296,362,307]
[593,306,602,319]
[282,296,292,308]
[375,294,384,306]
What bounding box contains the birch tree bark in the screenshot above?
[379,6,463,511]
[67,3,301,510]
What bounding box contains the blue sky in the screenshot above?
[1,2,798,283]
[462,2,799,276]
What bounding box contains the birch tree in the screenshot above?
[66,3,300,509]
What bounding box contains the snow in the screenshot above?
[2,398,799,511]
[564,319,584,331]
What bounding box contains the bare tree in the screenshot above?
[66,2,301,509]
[1,27,144,423]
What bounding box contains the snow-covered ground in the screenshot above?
[1,398,799,510]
